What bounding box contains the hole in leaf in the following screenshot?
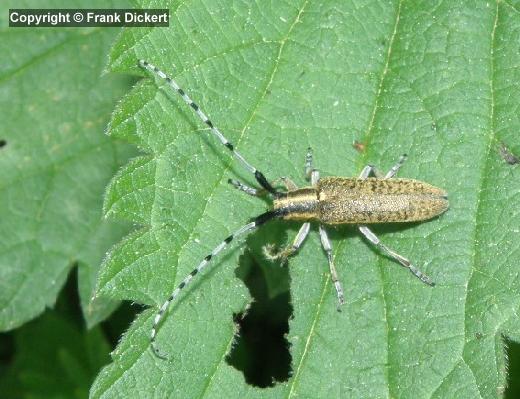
[0,140,6,148]
[226,223,293,388]
[505,338,520,398]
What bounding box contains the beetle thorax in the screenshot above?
[273,187,319,221]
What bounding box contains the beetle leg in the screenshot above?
[228,176,297,197]
[308,158,343,303]
[358,226,435,286]
[311,168,320,186]
[304,147,313,180]
[308,163,345,305]
[358,164,384,179]
[384,154,408,178]
[303,147,320,185]
[319,225,345,308]
[359,154,407,179]
[263,222,310,263]
[275,177,298,191]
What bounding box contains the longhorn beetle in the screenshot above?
[138,59,449,360]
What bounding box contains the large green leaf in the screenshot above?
[0,0,134,330]
[92,0,520,397]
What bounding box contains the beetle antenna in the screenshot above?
[150,210,283,360]
[138,59,278,195]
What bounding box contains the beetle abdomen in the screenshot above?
[317,177,448,224]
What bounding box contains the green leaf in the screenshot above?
[93,0,520,397]
[0,0,135,330]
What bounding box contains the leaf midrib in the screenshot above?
[286,1,403,397]
[460,2,500,397]
[195,0,311,396]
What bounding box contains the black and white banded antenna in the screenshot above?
[149,210,283,360]
[138,59,277,196]
[138,59,288,359]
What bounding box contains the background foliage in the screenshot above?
[0,0,135,396]
[0,0,134,331]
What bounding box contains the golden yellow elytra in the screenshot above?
[276,177,448,224]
